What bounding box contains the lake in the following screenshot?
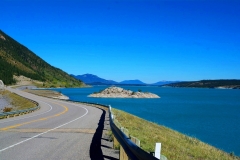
[51,86,240,156]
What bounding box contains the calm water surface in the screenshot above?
[52,86,240,156]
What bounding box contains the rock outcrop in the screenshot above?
[89,86,160,98]
[0,34,6,40]
[0,95,11,112]
[0,80,4,90]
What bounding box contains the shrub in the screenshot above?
[3,107,12,112]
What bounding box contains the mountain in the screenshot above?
[72,74,148,85]
[119,80,146,85]
[71,73,182,86]
[71,74,118,84]
[0,30,85,87]
[151,81,181,86]
[162,80,240,89]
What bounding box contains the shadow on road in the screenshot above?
[90,108,118,160]
[90,108,105,160]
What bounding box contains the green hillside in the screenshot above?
[163,80,240,89]
[0,30,85,87]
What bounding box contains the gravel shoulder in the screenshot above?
[0,96,11,112]
[0,91,13,112]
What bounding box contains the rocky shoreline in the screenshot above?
[89,86,160,98]
[24,88,69,100]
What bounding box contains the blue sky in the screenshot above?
[1,0,240,83]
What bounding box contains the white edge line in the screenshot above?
[0,100,53,124]
[0,103,89,152]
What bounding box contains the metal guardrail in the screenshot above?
[0,94,40,119]
[73,101,160,160]
[0,106,40,118]
[109,106,159,160]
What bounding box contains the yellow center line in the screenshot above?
[0,102,68,131]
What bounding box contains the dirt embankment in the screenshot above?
[13,75,43,86]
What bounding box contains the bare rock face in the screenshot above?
[0,80,4,90]
[89,86,160,98]
[0,34,6,41]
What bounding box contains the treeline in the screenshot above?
[0,56,44,85]
[0,57,16,84]
[164,80,240,88]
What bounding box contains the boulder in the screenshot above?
[0,80,4,90]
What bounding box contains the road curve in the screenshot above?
[0,87,117,160]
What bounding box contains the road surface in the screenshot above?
[0,87,118,160]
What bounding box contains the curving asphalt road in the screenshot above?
[0,87,118,160]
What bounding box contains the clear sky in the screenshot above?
[1,0,240,83]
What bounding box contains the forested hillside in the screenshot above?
[163,80,240,89]
[0,30,85,87]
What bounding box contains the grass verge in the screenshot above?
[112,108,239,160]
[0,90,36,111]
[24,89,62,98]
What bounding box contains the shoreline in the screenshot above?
[160,86,240,90]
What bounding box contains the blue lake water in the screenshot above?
[51,86,240,156]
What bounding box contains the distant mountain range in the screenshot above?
[152,81,181,85]
[119,80,146,85]
[71,74,179,86]
[70,74,118,84]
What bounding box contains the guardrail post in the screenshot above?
[155,143,161,159]
[119,127,130,160]
[120,145,129,160]
[111,112,120,150]
[130,136,141,147]
[122,127,129,137]
[113,135,119,149]
[109,105,111,112]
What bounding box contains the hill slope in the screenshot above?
[163,80,240,89]
[152,81,181,85]
[119,79,146,85]
[71,74,118,84]
[72,74,147,85]
[0,30,85,87]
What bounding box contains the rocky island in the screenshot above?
[89,86,160,98]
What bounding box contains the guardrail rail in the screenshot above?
[74,101,167,160]
[0,95,40,119]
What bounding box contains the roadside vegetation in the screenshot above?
[24,89,62,98]
[112,109,239,160]
[0,90,36,112]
